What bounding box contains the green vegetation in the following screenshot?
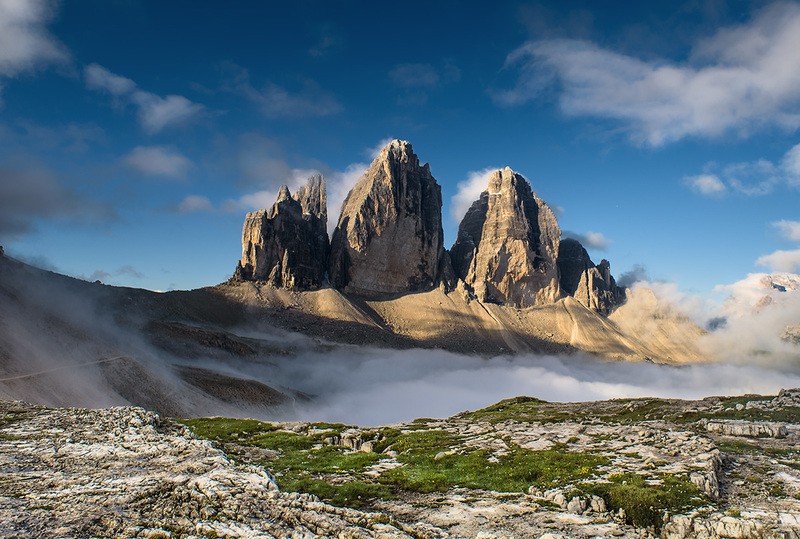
[587,473,704,532]
[179,417,279,443]
[183,417,610,509]
[377,429,608,494]
[461,397,575,423]
[716,440,761,454]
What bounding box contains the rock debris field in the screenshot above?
[1,390,800,538]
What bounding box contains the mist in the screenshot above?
[260,347,800,425]
[2,255,799,426]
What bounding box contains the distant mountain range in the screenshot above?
[0,140,709,416]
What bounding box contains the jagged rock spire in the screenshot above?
[233,175,329,290]
[451,167,561,307]
[329,140,445,295]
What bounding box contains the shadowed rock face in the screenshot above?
[329,140,445,296]
[451,168,561,307]
[557,238,624,315]
[234,175,329,290]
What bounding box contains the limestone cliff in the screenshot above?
[233,176,328,290]
[329,140,445,295]
[557,238,624,315]
[450,167,561,307]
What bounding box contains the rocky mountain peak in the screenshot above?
[293,173,327,224]
[451,167,561,307]
[329,139,445,295]
[233,176,329,289]
[557,238,624,315]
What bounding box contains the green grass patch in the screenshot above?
[378,429,608,494]
[461,397,575,424]
[587,473,705,532]
[277,475,393,508]
[179,417,278,443]
[716,440,761,454]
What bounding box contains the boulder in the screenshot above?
[450,167,561,307]
[233,175,329,290]
[329,140,445,295]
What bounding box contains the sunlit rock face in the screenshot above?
[557,238,625,315]
[329,140,445,296]
[234,175,328,290]
[451,167,562,307]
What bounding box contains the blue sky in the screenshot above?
[1,0,799,295]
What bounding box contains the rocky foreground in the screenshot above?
[1,391,800,539]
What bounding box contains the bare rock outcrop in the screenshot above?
[329,140,445,295]
[233,175,329,290]
[450,167,561,307]
[557,238,624,315]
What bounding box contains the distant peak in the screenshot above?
[276,185,292,202]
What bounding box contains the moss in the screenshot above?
[461,397,574,424]
[278,475,393,508]
[587,473,705,532]
[716,440,761,454]
[379,430,608,494]
[273,445,380,474]
[178,417,278,443]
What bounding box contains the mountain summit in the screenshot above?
[233,140,623,314]
[329,140,446,295]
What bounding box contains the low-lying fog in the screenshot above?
[1,258,799,426]
[257,347,800,425]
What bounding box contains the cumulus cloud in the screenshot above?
[122,145,192,179]
[562,230,611,251]
[756,249,800,273]
[0,164,112,239]
[496,3,800,146]
[773,220,800,242]
[0,0,68,78]
[703,272,800,365]
[84,64,204,133]
[450,167,497,223]
[684,174,727,196]
[176,195,212,214]
[224,64,341,118]
[687,143,800,196]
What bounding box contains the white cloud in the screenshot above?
[130,93,203,134]
[123,146,192,178]
[773,219,800,242]
[756,249,800,273]
[563,230,611,251]
[84,63,135,95]
[783,143,800,186]
[450,167,497,223]
[84,63,204,133]
[687,143,800,196]
[497,3,800,146]
[684,174,727,196]
[367,137,395,159]
[177,195,212,214]
[0,0,67,77]
[327,163,367,234]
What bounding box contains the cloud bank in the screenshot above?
[0,0,67,80]
[123,146,192,179]
[497,3,800,146]
[85,64,204,133]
